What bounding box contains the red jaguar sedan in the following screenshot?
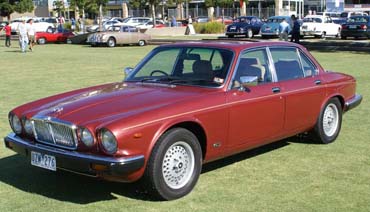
[4,41,362,200]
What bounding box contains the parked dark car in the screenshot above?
[260,16,292,38]
[226,16,264,38]
[341,16,370,39]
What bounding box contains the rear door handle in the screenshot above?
[272,87,281,93]
[315,80,321,85]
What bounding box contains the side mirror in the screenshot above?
[239,76,258,91]
[123,67,133,79]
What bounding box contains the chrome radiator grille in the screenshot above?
[32,116,78,150]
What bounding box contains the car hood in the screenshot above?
[22,82,216,126]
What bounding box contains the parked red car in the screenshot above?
[4,41,362,200]
[35,31,75,44]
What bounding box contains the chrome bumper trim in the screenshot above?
[345,94,362,112]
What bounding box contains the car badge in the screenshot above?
[52,107,63,114]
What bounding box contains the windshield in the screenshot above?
[267,18,284,23]
[348,16,369,23]
[303,18,322,23]
[125,47,234,87]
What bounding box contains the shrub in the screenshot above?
[193,22,225,34]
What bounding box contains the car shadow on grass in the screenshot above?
[0,136,316,203]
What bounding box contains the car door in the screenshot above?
[226,48,285,149]
[269,47,326,133]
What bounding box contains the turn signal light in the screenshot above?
[91,164,108,171]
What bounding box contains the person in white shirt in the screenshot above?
[17,19,28,53]
[27,19,36,51]
[279,19,291,41]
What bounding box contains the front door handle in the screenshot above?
[272,87,281,93]
[315,80,321,85]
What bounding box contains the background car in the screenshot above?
[195,16,209,23]
[136,20,166,29]
[10,17,54,35]
[225,16,263,38]
[35,31,75,44]
[301,15,341,38]
[341,16,370,39]
[260,16,292,38]
[87,25,151,47]
[215,16,234,25]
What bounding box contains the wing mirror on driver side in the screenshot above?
[123,67,134,80]
[239,76,258,91]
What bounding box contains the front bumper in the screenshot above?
[4,133,145,179]
[344,94,362,112]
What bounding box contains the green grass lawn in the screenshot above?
[0,44,369,211]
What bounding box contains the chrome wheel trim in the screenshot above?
[162,141,195,190]
[108,38,115,47]
[138,40,145,46]
[247,29,253,38]
[323,103,339,137]
[38,38,45,44]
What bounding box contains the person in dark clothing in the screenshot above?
[290,15,300,43]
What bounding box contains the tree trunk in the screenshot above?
[99,4,103,31]
[275,0,282,16]
[151,3,156,28]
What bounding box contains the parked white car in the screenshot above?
[301,15,342,38]
[115,17,151,27]
[10,17,54,35]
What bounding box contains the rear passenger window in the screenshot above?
[270,48,305,81]
[299,51,317,77]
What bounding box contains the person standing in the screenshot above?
[27,19,36,51]
[279,18,291,41]
[291,15,300,43]
[1,22,11,47]
[17,19,28,53]
[71,17,76,31]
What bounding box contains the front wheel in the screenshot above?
[246,29,253,38]
[107,37,116,47]
[37,37,46,45]
[143,128,202,200]
[311,98,342,144]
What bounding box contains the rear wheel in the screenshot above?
[311,98,342,144]
[143,128,202,200]
[138,40,145,46]
[107,37,116,47]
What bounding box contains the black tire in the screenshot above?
[107,37,116,47]
[311,98,342,144]
[227,34,234,38]
[341,36,346,40]
[37,37,46,45]
[143,128,202,200]
[246,29,253,38]
[138,40,145,46]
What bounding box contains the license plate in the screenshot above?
[265,27,271,30]
[349,25,357,29]
[31,151,56,171]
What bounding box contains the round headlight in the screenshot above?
[24,119,33,135]
[9,113,22,134]
[80,128,94,147]
[101,129,117,154]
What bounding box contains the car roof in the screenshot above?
[158,41,303,53]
